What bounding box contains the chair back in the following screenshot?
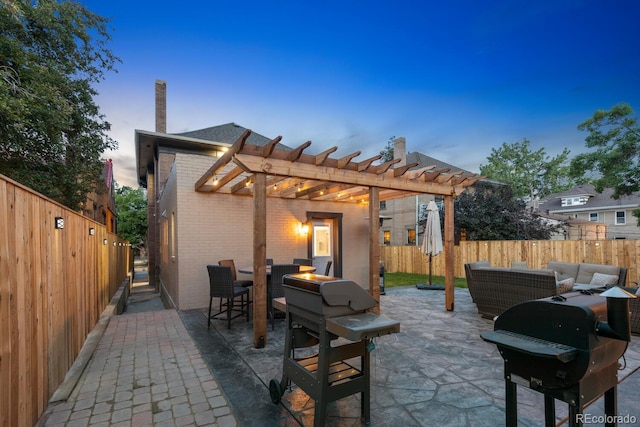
[218,259,238,281]
[324,260,333,276]
[266,258,274,265]
[292,258,312,266]
[270,264,300,299]
[207,265,236,299]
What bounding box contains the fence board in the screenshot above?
[382,240,640,287]
[0,175,132,427]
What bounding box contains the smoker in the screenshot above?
[481,287,636,427]
[269,273,400,426]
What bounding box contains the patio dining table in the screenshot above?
[237,265,316,275]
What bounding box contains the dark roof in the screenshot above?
[538,184,640,211]
[174,122,289,149]
[406,152,472,173]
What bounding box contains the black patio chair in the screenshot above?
[269,264,300,330]
[292,258,312,266]
[218,259,254,288]
[207,265,250,329]
[324,260,333,276]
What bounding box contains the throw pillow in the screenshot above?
[556,277,575,294]
[589,272,619,286]
[636,287,640,296]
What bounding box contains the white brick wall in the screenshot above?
[164,152,372,309]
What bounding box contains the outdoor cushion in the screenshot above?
[576,263,620,285]
[547,262,580,282]
[556,277,575,294]
[590,272,619,286]
[636,287,640,296]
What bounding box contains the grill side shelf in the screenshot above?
[480,330,578,363]
[326,313,400,341]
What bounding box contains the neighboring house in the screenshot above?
[535,211,606,240]
[536,184,640,240]
[83,158,117,233]
[380,137,488,246]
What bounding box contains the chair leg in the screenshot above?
[208,297,212,328]
[227,297,232,329]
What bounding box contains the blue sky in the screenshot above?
[84,0,640,188]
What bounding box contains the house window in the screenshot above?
[170,212,176,260]
[380,201,386,210]
[616,211,626,225]
[383,230,391,245]
[407,229,416,245]
[589,212,599,222]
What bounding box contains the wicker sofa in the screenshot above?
[464,265,559,319]
[464,261,635,331]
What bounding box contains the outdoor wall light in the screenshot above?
[89,227,95,236]
[298,223,309,236]
[213,175,219,186]
[55,217,64,229]
[103,239,108,245]
[113,241,117,246]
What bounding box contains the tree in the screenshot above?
[453,182,563,241]
[570,103,640,199]
[378,136,395,163]
[115,185,147,255]
[0,0,119,209]
[479,139,575,204]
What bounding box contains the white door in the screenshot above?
[311,219,333,276]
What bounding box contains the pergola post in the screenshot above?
[253,173,267,347]
[444,194,455,311]
[368,187,380,313]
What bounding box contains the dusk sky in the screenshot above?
[83,0,640,188]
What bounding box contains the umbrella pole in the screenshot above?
[429,254,433,285]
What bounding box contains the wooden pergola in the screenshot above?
[195,130,482,348]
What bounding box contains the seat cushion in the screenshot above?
[577,263,620,284]
[547,262,580,281]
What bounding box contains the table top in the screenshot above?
[238,265,316,275]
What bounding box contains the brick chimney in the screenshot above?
[155,80,167,133]
[393,137,406,167]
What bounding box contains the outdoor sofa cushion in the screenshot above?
[547,261,626,286]
[556,277,575,294]
[590,272,620,286]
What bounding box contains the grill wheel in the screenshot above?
[269,378,283,404]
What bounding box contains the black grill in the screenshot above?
[269,273,399,426]
[481,287,636,427]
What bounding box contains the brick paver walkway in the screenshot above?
[39,310,237,427]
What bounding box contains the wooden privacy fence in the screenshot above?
[0,175,133,427]
[381,240,640,286]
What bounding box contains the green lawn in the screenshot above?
[383,272,468,289]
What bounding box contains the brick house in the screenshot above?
[83,158,117,233]
[379,137,488,246]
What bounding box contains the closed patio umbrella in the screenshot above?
[417,200,444,290]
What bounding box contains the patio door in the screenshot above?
[307,212,342,277]
[311,220,332,276]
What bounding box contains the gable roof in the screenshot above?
[136,123,289,186]
[406,151,472,174]
[537,184,640,212]
[174,123,286,148]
